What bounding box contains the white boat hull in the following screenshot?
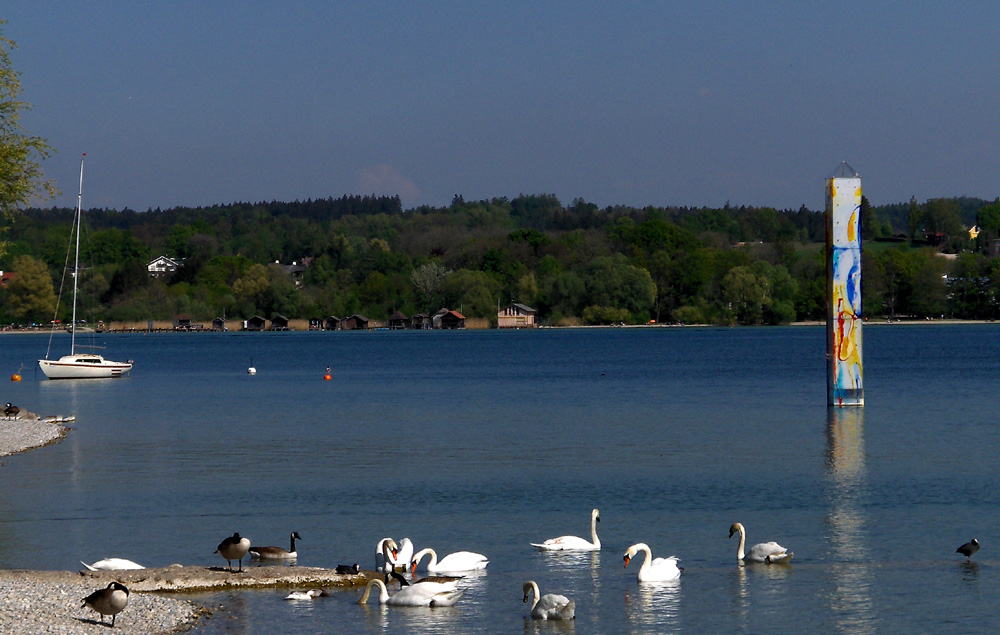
[38,354,132,379]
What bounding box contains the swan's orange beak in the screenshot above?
[623,555,631,568]
[410,561,417,574]
[391,548,398,559]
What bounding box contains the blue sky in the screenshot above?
[5,2,1000,212]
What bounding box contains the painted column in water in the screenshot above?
[826,162,863,407]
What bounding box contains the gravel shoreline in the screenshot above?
[0,412,206,634]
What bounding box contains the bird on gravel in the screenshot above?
[82,581,129,627]
[215,532,251,572]
[4,403,19,419]
[336,563,361,575]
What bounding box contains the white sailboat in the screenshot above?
[38,155,133,380]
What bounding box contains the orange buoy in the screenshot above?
[323,374,332,381]
[10,374,21,382]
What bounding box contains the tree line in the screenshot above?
[1,192,998,327]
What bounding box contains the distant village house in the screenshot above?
[498,302,537,328]
[147,255,184,278]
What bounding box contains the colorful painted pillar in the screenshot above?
[826,162,863,407]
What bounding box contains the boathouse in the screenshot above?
[498,302,537,328]
[211,317,227,331]
[342,314,370,330]
[387,311,409,329]
[269,315,290,331]
[243,316,266,331]
[410,314,431,329]
[439,310,466,330]
[324,316,342,331]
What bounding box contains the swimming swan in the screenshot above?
[410,547,489,573]
[285,588,326,600]
[80,558,145,571]
[249,531,301,559]
[729,522,792,563]
[522,580,575,620]
[531,508,601,551]
[624,543,681,582]
[357,578,464,607]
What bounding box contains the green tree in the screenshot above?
[410,262,451,313]
[4,254,56,323]
[0,23,56,260]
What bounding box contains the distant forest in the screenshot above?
[3,192,1000,327]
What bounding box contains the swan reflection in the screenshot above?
[523,616,576,634]
[623,581,681,631]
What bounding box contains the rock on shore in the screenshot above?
[0,410,68,458]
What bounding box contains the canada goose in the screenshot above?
[957,538,980,561]
[249,531,300,559]
[336,563,361,575]
[82,581,129,627]
[729,522,793,563]
[4,403,19,419]
[215,532,251,571]
[531,508,601,551]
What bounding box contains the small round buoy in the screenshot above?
[10,374,21,382]
[324,374,332,381]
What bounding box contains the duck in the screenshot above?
[410,547,488,573]
[215,532,251,571]
[623,543,681,582]
[336,563,361,575]
[81,558,145,571]
[249,531,301,559]
[729,522,792,563]
[957,538,980,561]
[522,580,575,620]
[531,508,601,551]
[4,403,19,419]
[357,578,464,607]
[82,581,129,627]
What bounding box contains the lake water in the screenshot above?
[1,325,998,633]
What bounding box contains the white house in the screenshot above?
[147,255,183,278]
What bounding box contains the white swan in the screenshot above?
[522,581,575,620]
[395,537,414,571]
[729,522,793,563]
[411,547,488,573]
[531,508,601,551]
[250,531,300,559]
[623,543,681,582]
[285,588,325,600]
[357,578,464,607]
[375,538,397,573]
[80,558,145,571]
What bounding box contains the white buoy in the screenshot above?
[248,357,256,375]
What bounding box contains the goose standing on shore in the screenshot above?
[82,581,129,627]
[624,543,682,582]
[531,508,601,551]
[215,532,251,571]
[522,581,575,620]
[249,531,301,560]
[4,403,19,419]
[411,547,489,573]
[729,522,792,563]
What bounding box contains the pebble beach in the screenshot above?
[0,412,204,634]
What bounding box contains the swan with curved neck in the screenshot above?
[729,522,792,563]
[357,578,464,607]
[531,508,601,551]
[623,543,681,582]
[522,581,575,620]
[375,538,398,573]
[410,547,488,573]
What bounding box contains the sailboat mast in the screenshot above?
[70,154,85,355]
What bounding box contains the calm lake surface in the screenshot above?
[1,325,998,633]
